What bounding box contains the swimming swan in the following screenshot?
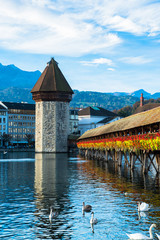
[49,207,58,222]
[138,202,150,212]
[126,223,156,240]
[82,202,92,212]
[90,212,98,225]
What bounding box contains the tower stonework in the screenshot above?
[31,58,73,153]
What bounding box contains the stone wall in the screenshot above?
[35,101,69,152]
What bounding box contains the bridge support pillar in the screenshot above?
[118,151,122,166]
[105,150,109,162]
[143,153,148,174]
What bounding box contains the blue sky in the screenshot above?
[0,0,160,94]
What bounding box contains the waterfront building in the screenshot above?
[0,102,35,146]
[31,58,73,153]
[78,106,121,135]
[0,102,8,146]
[69,109,79,134]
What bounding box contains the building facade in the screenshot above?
[0,102,35,146]
[69,109,79,134]
[78,106,121,135]
[0,102,8,146]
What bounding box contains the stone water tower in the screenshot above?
[31,58,73,153]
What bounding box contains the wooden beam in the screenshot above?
[143,153,148,174]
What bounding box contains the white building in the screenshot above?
[0,102,8,143]
[69,109,79,134]
[0,102,35,146]
[78,106,121,135]
[0,101,79,147]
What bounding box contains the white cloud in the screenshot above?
[0,0,160,56]
[120,56,153,65]
[81,58,114,66]
[107,68,115,71]
[0,0,122,56]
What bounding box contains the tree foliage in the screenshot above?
[1,133,12,146]
[24,134,34,145]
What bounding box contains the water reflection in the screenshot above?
[34,153,72,239]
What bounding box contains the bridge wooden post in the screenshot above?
[112,150,115,162]
[143,153,148,174]
[118,151,122,166]
[129,152,132,167]
[124,152,129,166]
[130,152,135,170]
[115,151,118,163]
[85,149,88,158]
[105,150,109,162]
[102,150,105,161]
[156,154,160,173]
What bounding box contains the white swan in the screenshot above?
[82,202,92,212]
[90,212,98,225]
[138,202,150,212]
[49,207,58,222]
[126,224,156,240]
[156,233,160,239]
[138,211,147,220]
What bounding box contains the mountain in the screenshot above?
[0,62,159,110]
[70,90,139,110]
[0,87,34,103]
[130,89,152,98]
[111,89,152,98]
[0,63,41,89]
[0,88,139,110]
[152,92,160,99]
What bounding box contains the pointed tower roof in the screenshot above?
[31,58,73,102]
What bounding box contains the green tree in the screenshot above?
[24,134,34,146]
[1,133,12,147]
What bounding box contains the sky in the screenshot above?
[0,0,160,94]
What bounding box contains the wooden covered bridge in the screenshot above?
[77,106,160,174]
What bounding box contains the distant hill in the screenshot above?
[70,90,139,110]
[114,98,160,117]
[0,87,139,110]
[0,63,41,89]
[111,89,160,99]
[0,87,33,103]
[0,62,159,110]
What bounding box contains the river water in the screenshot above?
[0,152,160,239]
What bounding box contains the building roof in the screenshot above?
[79,106,160,140]
[31,58,73,94]
[2,102,35,110]
[0,105,7,110]
[134,103,160,114]
[78,106,117,117]
[97,116,118,124]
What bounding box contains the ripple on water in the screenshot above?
[0,154,160,239]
